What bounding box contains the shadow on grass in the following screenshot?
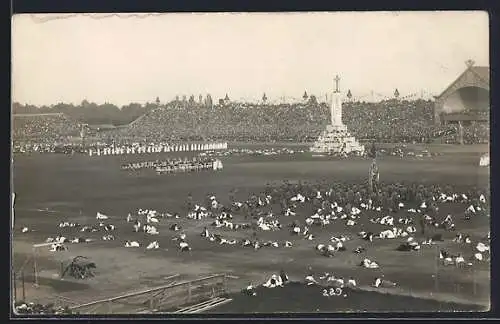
[23,275,91,293]
[206,282,487,313]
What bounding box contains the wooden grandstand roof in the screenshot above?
[470,66,490,84]
[435,65,489,99]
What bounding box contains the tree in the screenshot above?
[394,88,400,98]
[155,97,160,106]
[224,93,230,102]
[262,93,268,103]
[144,102,157,113]
[182,95,187,102]
[12,102,24,113]
[308,95,318,105]
[303,91,308,100]
[12,102,41,114]
[189,95,195,105]
[347,89,352,100]
[199,94,203,104]
[175,95,180,102]
[39,105,51,113]
[121,103,145,124]
[94,103,121,125]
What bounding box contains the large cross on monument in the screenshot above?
[331,75,343,126]
[334,75,340,93]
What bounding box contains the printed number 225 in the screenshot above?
[323,288,342,297]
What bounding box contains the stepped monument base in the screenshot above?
[310,124,364,154]
[310,75,364,155]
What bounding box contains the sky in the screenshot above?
[12,11,489,106]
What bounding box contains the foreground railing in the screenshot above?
[68,274,228,314]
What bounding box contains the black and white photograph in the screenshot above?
[11,11,490,315]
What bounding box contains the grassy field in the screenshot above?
[11,143,490,313]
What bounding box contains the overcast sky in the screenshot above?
[12,11,489,106]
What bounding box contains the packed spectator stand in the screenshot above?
[12,114,82,153]
[103,98,487,145]
[13,114,81,142]
[12,98,489,153]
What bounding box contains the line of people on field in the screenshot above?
[120,157,223,173]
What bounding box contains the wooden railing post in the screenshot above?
[13,272,17,305]
[22,272,26,301]
[149,297,154,311]
[222,274,227,294]
[472,268,477,296]
[434,245,439,293]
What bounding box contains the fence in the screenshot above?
[67,273,228,314]
[392,245,488,308]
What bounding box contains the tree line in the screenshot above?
[12,101,154,126]
[11,92,318,126]
[12,94,217,126]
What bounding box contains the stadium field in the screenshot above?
[11,143,490,312]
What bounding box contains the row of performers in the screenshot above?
[87,142,228,156]
[121,157,223,173]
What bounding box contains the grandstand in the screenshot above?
[12,113,81,144]
[99,62,489,145]
[100,98,446,144]
[11,63,490,147]
[433,61,489,144]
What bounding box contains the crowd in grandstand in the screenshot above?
[103,99,487,144]
[12,99,489,151]
[343,99,442,143]
[436,122,489,145]
[12,114,81,144]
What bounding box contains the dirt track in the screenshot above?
[11,145,490,312]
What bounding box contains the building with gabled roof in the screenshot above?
[434,61,489,125]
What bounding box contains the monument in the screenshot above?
[310,75,364,155]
